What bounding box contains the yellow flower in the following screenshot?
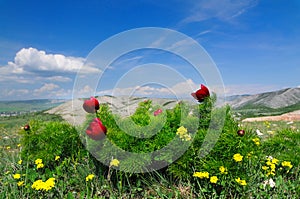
[235,177,247,186]
[6,146,11,150]
[271,158,279,164]
[266,160,272,166]
[55,156,60,161]
[17,181,24,187]
[252,138,260,146]
[262,166,269,171]
[210,176,218,184]
[86,174,95,182]
[266,171,275,176]
[270,163,276,171]
[43,178,55,191]
[17,144,21,147]
[193,171,209,179]
[18,160,22,165]
[176,126,191,141]
[37,163,44,169]
[281,161,293,169]
[219,166,228,174]
[32,180,43,190]
[110,158,120,167]
[233,153,243,162]
[35,158,43,165]
[32,178,55,191]
[13,173,21,179]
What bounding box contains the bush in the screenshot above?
[20,120,85,167]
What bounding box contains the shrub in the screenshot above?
[20,120,85,167]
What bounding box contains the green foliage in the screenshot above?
[130,100,152,126]
[20,120,85,167]
[1,97,299,198]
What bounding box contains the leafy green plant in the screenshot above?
[20,120,85,167]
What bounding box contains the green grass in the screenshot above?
[0,99,64,113]
[0,99,299,198]
[234,101,300,119]
[0,112,63,129]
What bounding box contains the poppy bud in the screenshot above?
[83,97,100,113]
[86,118,107,140]
[237,129,245,137]
[23,124,30,131]
[154,109,162,116]
[191,84,210,102]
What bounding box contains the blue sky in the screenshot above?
[0,0,300,100]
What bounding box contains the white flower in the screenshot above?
[263,178,276,188]
[266,155,273,160]
[256,129,263,136]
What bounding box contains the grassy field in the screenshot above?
[0,99,65,113]
[0,100,299,198]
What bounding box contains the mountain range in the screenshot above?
[226,87,300,109]
[1,87,300,123]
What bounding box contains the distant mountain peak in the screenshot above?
[227,87,300,109]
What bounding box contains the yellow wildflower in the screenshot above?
[262,166,269,171]
[233,153,243,162]
[219,166,228,174]
[281,161,293,169]
[13,174,21,179]
[37,163,44,169]
[110,158,120,167]
[271,158,279,164]
[43,178,55,191]
[210,176,218,184]
[235,177,247,186]
[176,126,191,141]
[32,180,43,190]
[18,160,22,165]
[32,178,55,191]
[17,181,24,186]
[35,158,43,165]
[86,174,95,182]
[6,146,11,150]
[252,138,260,146]
[193,171,209,179]
[17,144,21,147]
[55,156,60,161]
[270,163,276,172]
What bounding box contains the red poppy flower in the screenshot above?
[237,129,245,137]
[83,97,100,113]
[191,84,210,102]
[23,124,30,131]
[154,108,163,116]
[86,118,107,140]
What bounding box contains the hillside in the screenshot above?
[227,87,300,109]
[227,87,300,118]
[46,95,184,126]
[0,99,66,116]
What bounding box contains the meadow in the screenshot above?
[0,97,299,198]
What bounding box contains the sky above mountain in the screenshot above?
[0,0,300,100]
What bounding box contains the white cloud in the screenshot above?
[97,79,200,98]
[3,89,30,97]
[42,76,73,82]
[223,84,281,96]
[34,83,60,94]
[7,47,100,74]
[72,85,96,98]
[181,0,258,24]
